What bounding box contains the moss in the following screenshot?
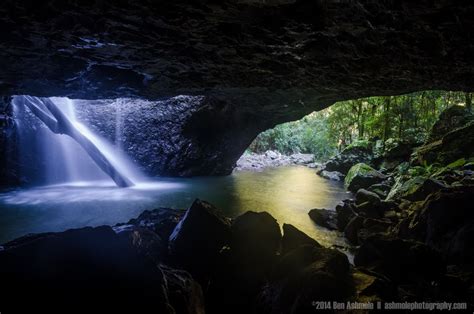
[345,140,371,151]
[387,176,427,200]
[408,166,427,177]
[446,158,466,169]
[344,163,384,191]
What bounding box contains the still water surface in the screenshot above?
[0,166,351,246]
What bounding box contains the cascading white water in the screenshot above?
[12,96,145,187]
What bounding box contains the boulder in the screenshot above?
[321,143,373,175]
[0,226,204,311]
[375,139,418,170]
[231,211,282,266]
[335,200,357,231]
[308,208,338,230]
[116,226,167,264]
[355,189,381,206]
[354,235,445,283]
[352,268,395,302]
[318,170,344,181]
[168,199,231,278]
[414,120,474,166]
[209,212,282,314]
[426,105,474,143]
[387,176,447,202]
[367,183,392,199]
[355,201,382,219]
[260,245,353,313]
[281,224,321,254]
[345,163,387,192]
[406,186,474,263]
[344,216,364,245]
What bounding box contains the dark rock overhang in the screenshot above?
[0,0,473,107]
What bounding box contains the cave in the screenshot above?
[0,1,474,312]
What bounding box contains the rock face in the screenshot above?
[1,1,474,176]
[75,96,256,176]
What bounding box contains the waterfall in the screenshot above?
[12,96,144,187]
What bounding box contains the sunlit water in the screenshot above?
[0,166,351,246]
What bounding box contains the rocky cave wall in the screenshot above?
[0,0,474,178]
[74,96,263,176]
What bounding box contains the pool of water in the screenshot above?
[0,166,351,247]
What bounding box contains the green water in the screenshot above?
[0,166,351,246]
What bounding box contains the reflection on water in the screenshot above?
[0,166,351,246]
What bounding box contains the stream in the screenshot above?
[0,166,351,246]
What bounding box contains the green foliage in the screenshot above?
[249,91,471,160]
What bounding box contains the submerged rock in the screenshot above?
[345,163,387,192]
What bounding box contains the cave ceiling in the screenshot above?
[1,0,473,117]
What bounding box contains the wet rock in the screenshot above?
[281,224,321,254]
[318,169,344,181]
[354,235,445,283]
[345,163,387,192]
[260,245,352,313]
[308,208,338,230]
[168,199,231,278]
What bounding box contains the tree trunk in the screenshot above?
[466,92,472,112]
[382,97,391,151]
[22,96,134,187]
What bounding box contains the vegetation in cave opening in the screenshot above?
[248,90,473,161]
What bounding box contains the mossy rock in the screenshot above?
[345,163,387,192]
[386,176,447,202]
